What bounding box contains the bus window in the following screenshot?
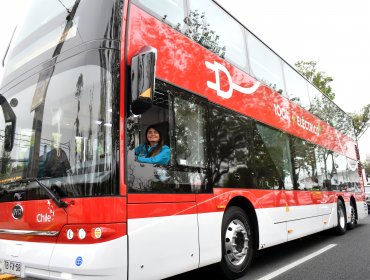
[247,33,285,95]
[315,146,326,189]
[173,94,207,168]
[4,0,77,77]
[283,62,310,110]
[253,123,293,190]
[307,84,325,119]
[188,0,247,70]
[208,105,255,189]
[347,157,359,192]
[0,51,119,199]
[290,137,318,190]
[133,0,186,31]
[127,81,208,193]
[315,146,346,191]
[127,88,172,192]
[335,154,349,192]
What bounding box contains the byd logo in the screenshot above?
[12,204,24,220]
[205,61,260,99]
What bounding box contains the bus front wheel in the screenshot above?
[220,206,254,279]
[334,199,347,235]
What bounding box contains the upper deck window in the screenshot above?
[188,0,247,70]
[134,0,248,70]
[247,33,285,94]
[307,84,354,139]
[15,0,76,45]
[135,0,186,30]
[283,62,310,110]
[4,0,77,77]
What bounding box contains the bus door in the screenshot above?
[126,80,211,279]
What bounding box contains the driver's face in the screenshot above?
[147,128,160,145]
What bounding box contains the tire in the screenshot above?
[334,199,347,235]
[346,202,357,230]
[220,206,254,279]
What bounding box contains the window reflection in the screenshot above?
[308,83,355,140]
[290,138,318,190]
[136,0,186,31]
[5,0,77,77]
[208,105,254,188]
[188,0,247,69]
[254,124,293,190]
[0,51,118,200]
[134,0,247,70]
[174,95,206,167]
[283,63,310,109]
[315,147,332,190]
[347,158,360,192]
[247,33,285,94]
[208,106,293,190]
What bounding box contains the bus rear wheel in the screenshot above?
[346,202,357,230]
[220,206,254,279]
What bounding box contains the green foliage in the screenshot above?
[295,60,370,139]
[349,104,370,139]
[294,61,335,100]
[184,10,226,58]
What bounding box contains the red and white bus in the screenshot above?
[0,0,367,279]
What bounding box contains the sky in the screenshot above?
[0,0,369,160]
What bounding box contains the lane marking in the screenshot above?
[257,244,337,280]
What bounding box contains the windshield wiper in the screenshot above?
[18,178,68,208]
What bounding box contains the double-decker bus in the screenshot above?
[0,0,367,279]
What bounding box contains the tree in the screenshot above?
[183,10,226,58]
[294,61,335,100]
[295,60,370,139]
[349,105,370,139]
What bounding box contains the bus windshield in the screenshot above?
[0,53,119,202]
[0,0,121,202]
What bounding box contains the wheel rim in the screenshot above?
[224,219,249,266]
[338,205,345,229]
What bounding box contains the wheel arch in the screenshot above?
[225,196,259,251]
[337,195,345,210]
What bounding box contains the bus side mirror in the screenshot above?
[131,46,157,115]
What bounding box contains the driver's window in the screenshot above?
[127,87,172,193]
[127,81,209,194]
[134,95,170,166]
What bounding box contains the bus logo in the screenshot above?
[12,205,24,220]
[205,61,260,99]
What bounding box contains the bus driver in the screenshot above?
[135,125,170,165]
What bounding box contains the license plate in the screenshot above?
[3,260,23,276]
